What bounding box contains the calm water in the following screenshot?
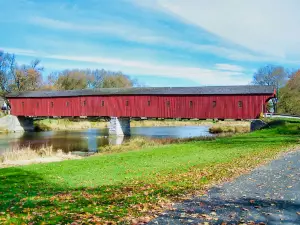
[0,126,212,154]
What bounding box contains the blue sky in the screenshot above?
[1,0,299,87]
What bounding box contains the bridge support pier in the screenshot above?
[108,117,131,136]
[0,115,34,132]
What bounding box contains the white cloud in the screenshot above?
[29,16,157,43]
[28,16,288,64]
[1,48,37,56]
[153,0,300,59]
[215,64,244,72]
[2,47,251,86]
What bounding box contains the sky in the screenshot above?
[0,0,299,87]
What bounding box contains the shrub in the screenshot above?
[209,124,250,134]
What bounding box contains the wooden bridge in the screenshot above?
[6,85,276,135]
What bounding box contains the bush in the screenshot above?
[209,125,250,134]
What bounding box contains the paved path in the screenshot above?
[149,151,300,225]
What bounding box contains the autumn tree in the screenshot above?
[12,59,44,92]
[48,70,94,90]
[0,51,43,95]
[86,69,137,88]
[47,69,137,90]
[277,70,300,115]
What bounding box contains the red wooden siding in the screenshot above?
[8,94,273,119]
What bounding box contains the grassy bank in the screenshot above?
[0,120,299,224]
[99,136,215,154]
[34,118,250,131]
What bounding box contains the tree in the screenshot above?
[0,51,43,94]
[88,69,137,88]
[47,69,138,90]
[102,73,135,88]
[252,65,291,89]
[12,59,44,92]
[277,70,300,115]
[0,51,16,95]
[48,70,94,90]
[252,65,290,112]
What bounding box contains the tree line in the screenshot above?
[0,51,138,98]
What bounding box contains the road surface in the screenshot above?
[149,151,300,225]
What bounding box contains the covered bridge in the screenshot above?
[6,85,275,120]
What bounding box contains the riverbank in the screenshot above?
[0,146,81,168]
[0,119,297,224]
[0,137,215,168]
[34,118,250,132]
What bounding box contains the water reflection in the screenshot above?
[0,126,212,154]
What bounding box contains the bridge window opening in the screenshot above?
[238,101,243,108]
[22,102,24,108]
[36,102,39,108]
[212,101,217,108]
[66,101,69,107]
[126,100,129,106]
[166,101,170,107]
[147,100,151,106]
[82,100,86,107]
[101,100,105,107]
[189,101,193,108]
[50,102,54,108]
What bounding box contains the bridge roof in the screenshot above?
[6,85,275,98]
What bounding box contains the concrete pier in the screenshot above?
[0,115,34,132]
[108,117,131,136]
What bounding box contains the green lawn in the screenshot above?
[0,120,299,224]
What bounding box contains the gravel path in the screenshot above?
[149,151,300,225]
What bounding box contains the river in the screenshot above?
[0,126,212,154]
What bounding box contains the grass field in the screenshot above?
[0,120,299,224]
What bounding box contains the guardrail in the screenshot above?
[264,113,300,119]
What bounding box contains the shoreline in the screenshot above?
[34,118,250,131]
[0,154,82,168]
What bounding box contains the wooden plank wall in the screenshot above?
[8,94,273,119]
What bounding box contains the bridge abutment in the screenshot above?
[0,115,34,132]
[108,117,131,136]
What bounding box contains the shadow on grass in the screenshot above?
[0,167,171,223]
[0,168,67,212]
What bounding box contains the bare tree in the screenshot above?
[252,65,290,112]
[0,51,16,95]
[252,65,289,88]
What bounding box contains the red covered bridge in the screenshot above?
[6,85,275,120]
